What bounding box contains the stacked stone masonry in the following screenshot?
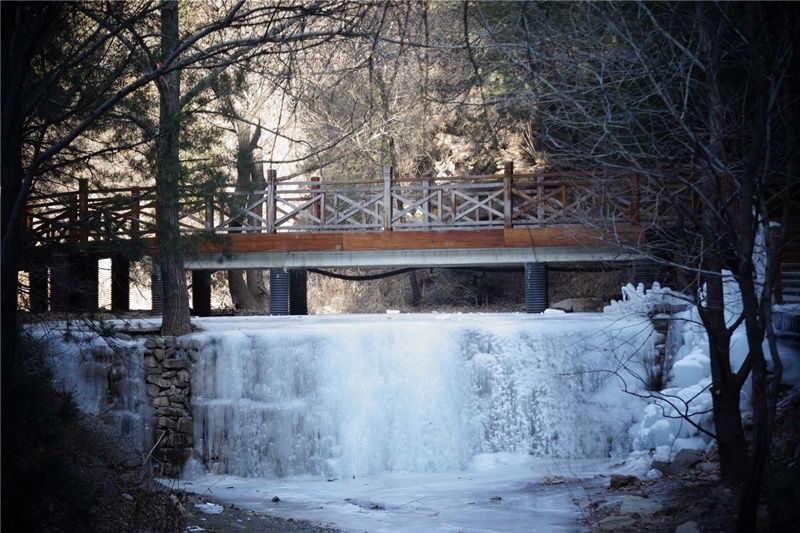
[143,335,201,477]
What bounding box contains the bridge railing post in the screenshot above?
[503,161,513,229]
[78,178,88,242]
[310,176,321,228]
[424,176,433,228]
[537,174,545,227]
[131,187,141,238]
[267,168,277,233]
[205,194,214,232]
[383,165,393,231]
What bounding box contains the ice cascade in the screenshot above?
[189,314,654,479]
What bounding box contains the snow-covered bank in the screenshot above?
[609,282,800,469]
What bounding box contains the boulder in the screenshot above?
[609,474,639,489]
[619,495,662,516]
[670,449,703,474]
[593,515,637,531]
[675,521,701,533]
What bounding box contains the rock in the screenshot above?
[189,338,203,350]
[163,358,189,369]
[609,474,639,489]
[157,406,186,417]
[165,336,175,348]
[489,496,502,501]
[144,339,157,349]
[146,384,160,397]
[271,496,281,502]
[152,396,170,407]
[162,370,177,379]
[157,417,176,429]
[675,521,701,533]
[168,394,189,404]
[176,417,193,434]
[168,431,194,447]
[146,375,171,388]
[151,348,166,361]
[593,515,637,531]
[177,369,191,385]
[652,460,671,474]
[551,297,604,312]
[170,494,188,516]
[670,449,703,474]
[620,495,662,516]
[121,492,134,501]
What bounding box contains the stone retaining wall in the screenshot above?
[143,336,201,477]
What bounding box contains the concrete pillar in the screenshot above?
[111,255,130,312]
[50,254,70,312]
[50,255,97,312]
[75,256,99,312]
[289,269,308,315]
[524,262,548,313]
[192,270,212,317]
[151,261,164,315]
[29,265,49,313]
[269,268,289,315]
[632,260,657,289]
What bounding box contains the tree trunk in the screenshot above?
[227,120,267,311]
[156,0,191,336]
[0,131,22,398]
[701,265,750,484]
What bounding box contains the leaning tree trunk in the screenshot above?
[156,0,191,336]
[227,120,267,311]
[702,263,750,484]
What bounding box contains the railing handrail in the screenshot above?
[24,164,697,248]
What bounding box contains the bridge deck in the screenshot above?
[186,226,642,268]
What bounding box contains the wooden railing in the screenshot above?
[23,164,693,248]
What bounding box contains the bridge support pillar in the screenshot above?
[75,256,99,312]
[632,260,657,289]
[289,269,308,315]
[524,262,548,313]
[151,262,164,315]
[192,270,212,317]
[50,254,70,312]
[269,268,289,315]
[51,255,96,311]
[111,255,130,312]
[29,265,49,313]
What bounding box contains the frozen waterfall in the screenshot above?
[189,313,655,479]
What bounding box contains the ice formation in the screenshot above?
[188,314,655,479]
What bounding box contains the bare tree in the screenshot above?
[466,2,799,529]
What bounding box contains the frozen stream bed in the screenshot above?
[169,455,622,533]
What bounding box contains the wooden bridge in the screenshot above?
[21,163,690,314]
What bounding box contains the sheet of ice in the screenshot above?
[186,313,655,479]
[25,322,150,452]
[171,455,618,533]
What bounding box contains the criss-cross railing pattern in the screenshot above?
[24,165,693,247]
